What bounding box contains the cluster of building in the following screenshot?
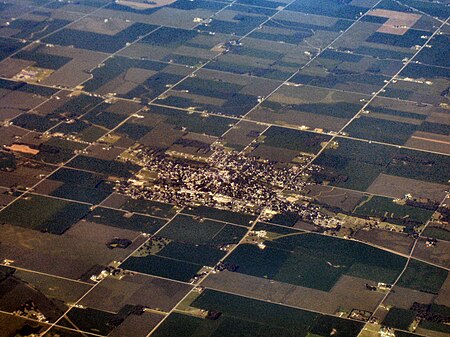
[117,146,306,213]
[90,266,130,282]
[13,300,47,322]
[116,146,339,228]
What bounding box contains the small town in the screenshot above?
[116,145,340,226]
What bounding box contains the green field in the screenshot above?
[0,194,90,234]
[353,196,434,225]
[382,307,416,330]
[121,198,177,218]
[149,105,235,137]
[59,307,115,335]
[397,259,448,294]
[158,215,247,245]
[48,168,114,204]
[85,207,166,233]
[262,126,331,154]
[158,241,226,267]
[225,231,406,291]
[182,206,256,227]
[314,137,450,191]
[422,226,450,241]
[151,214,247,269]
[121,254,201,282]
[152,289,364,337]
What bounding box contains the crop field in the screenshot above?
[0,311,49,337]
[423,224,450,242]
[160,68,281,116]
[120,253,202,282]
[0,194,90,234]
[121,214,248,280]
[182,206,256,227]
[44,22,159,53]
[119,26,232,66]
[84,206,167,233]
[158,214,247,244]
[225,230,406,291]
[313,137,450,199]
[102,193,178,218]
[39,167,114,204]
[397,259,448,294]
[248,85,367,131]
[261,126,331,155]
[353,195,434,225]
[0,265,90,323]
[382,64,450,106]
[291,50,403,95]
[67,155,141,178]
[80,273,191,313]
[153,289,364,337]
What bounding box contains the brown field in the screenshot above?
[97,69,157,96]
[415,327,450,337]
[116,0,176,10]
[110,311,165,337]
[367,112,423,125]
[222,121,267,150]
[0,125,28,146]
[140,123,185,149]
[435,274,450,306]
[366,173,447,202]
[182,132,216,145]
[370,97,443,119]
[0,224,141,280]
[353,228,414,256]
[0,313,49,337]
[80,273,192,313]
[248,106,349,131]
[0,90,49,121]
[405,131,450,155]
[5,144,39,155]
[0,274,67,322]
[0,162,54,189]
[426,111,450,125]
[14,269,92,303]
[0,58,34,78]
[85,145,124,161]
[38,46,105,88]
[34,180,65,196]
[249,144,299,163]
[30,90,73,115]
[384,285,435,309]
[306,185,366,212]
[100,193,129,209]
[66,220,143,245]
[0,187,17,207]
[203,271,384,315]
[119,44,171,61]
[293,220,319,232]
[413,238,450,269]
[369,9,421,35]
[70,16,131,35]
[166,90,227,107]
